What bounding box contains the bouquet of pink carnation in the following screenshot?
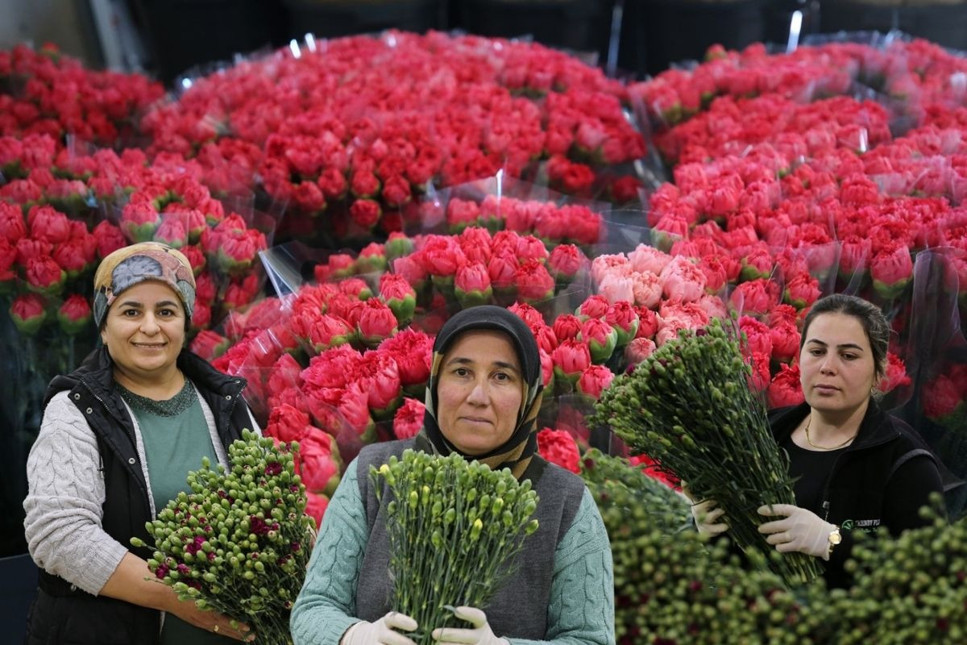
[132,430,316,644]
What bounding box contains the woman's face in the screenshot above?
[436,329,524,456]
[100,281,186,383]
[799,312,877,416]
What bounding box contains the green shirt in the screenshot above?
[120,382,234,645]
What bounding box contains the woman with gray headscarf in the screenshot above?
[291,305,614,645]
[24,242,260,644]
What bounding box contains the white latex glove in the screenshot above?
[341,612,419,645]
[758,504,837,560]
[681,483,728,537]
[432,606,508,645]
[691,498,729,536]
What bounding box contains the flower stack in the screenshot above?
[371,449,540,643]
[133,430,316,644]
[592,317,823,585]
[139,31,646,244]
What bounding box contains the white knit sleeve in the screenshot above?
[23,391,129,595]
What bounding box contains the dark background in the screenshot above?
[114,0,967,88]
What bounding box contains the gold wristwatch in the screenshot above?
[826,527,842,559]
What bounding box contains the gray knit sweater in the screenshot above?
[22,388,252,595]
[290,441,615,645]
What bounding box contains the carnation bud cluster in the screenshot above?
[588,454,967,643]
[592,317,822,585]
[371,449,540,644]
[581,449,814,642]
[132,430,315,644]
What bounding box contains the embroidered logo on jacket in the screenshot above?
[841,518,881,532]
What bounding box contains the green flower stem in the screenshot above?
[592,318,822,586]
[371,451,539,644]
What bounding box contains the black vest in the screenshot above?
[25,348,251,645]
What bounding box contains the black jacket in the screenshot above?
[25,346,252,645]
[769,399,945,589]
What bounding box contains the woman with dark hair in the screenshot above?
[692,293,945,588]
[23,242,259,644]
[291,305,614,644]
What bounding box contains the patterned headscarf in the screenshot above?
[415,305,544,480]
[93,242,196,329]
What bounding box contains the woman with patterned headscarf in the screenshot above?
[24,242,260,644]
[291,305,614,645]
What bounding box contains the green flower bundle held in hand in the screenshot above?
[591,318,822,586]
[132,430,316,644]
[371,449,540,644]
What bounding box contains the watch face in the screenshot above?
[830,530,843,545]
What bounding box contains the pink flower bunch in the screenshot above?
[137,31,644,236]
[0,198,100,336]
[445,192,602,247]
[875,39,967,111]
[628,36,967,133]
[588,244,727,350]
[628,40,864,127]
[0,44,163,145]
[922,363,967,427]
[653,94,891,166]
[860,122,967,205]
[378,227,586,313]
[505,298,626,396]
[645,144,966,309]
[489,36,627,97]
[545,89,646,164]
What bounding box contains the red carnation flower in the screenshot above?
[57,294,92,335]
[537,428,580,474]
[10,293,48,335]
[393,397,426,440]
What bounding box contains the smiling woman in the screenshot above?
[22,242,261,645]
[100,280,188,397]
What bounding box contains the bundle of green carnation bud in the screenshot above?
[132,430,316,644]
[581,449,830,643]
[823,502,967,643]
[370,449,540,644]
[591,317,822,586]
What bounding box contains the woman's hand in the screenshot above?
[682,483,728,537]
[169,597,254,642]
[341,612,419,645]
[432,606,508,645]
[757,504,837,560]
[99,552,253,639]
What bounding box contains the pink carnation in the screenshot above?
[537,429,580,474]
[393,397,426,440]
